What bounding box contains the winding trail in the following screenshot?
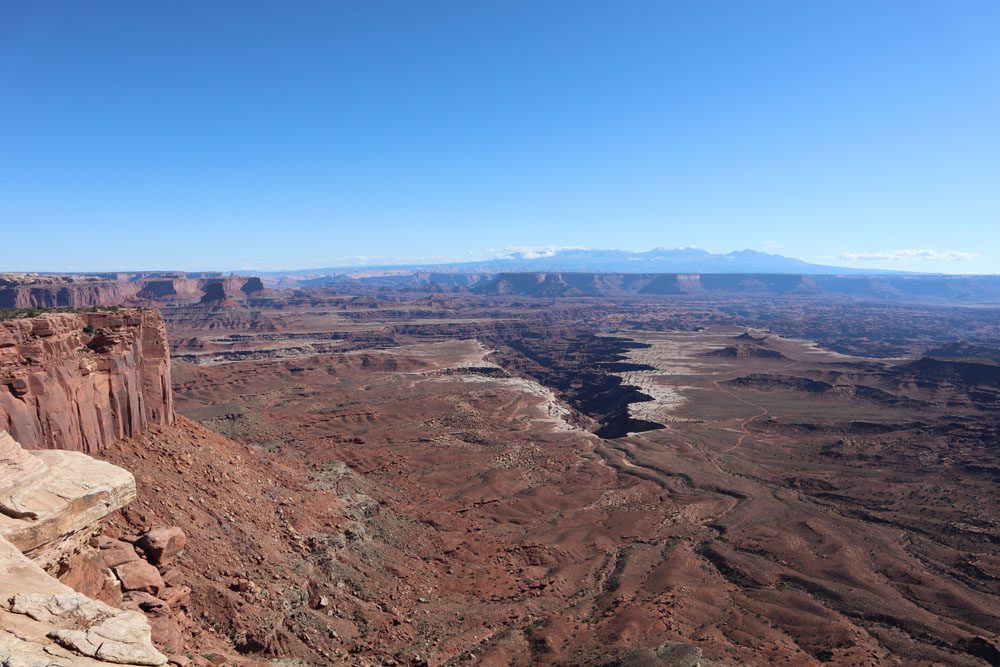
[713,359,801,454]
[713,381,769,454]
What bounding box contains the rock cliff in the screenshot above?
[1,274,266,309]
[0,274,141,309]
[138,276,264,304]
[0,310,173,452]
[196,276,265,304]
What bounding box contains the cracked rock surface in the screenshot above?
[1,430,165,667]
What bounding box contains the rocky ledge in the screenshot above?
[0,429,173,666]
[0,431,137,565]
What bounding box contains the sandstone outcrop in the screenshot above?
[0,431,136,565]
[0,541,167,666]
[139,276,264,305]
[195,277,265,304]
[0,430,167,666]
[0,310,173,452]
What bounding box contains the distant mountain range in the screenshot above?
[468,272,1000,302]
[287,271,1000,304]
[265,248,906,277]
[247,248,1000,303]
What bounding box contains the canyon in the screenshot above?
[1,273,998,666]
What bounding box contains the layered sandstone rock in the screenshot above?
[137,276,264,304]
[0,310,173,452]
[0,431,137,565]
[1,273,266,310]
[196,276,265,304]
[136,278,206,302]
[0,430,166,666]
[0,274,141,309]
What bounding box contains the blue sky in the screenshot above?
[1,1,998,273]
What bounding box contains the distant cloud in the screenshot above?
[319,246,587,267]
[499,245,586,260]
[761,240,781,250]
[324,254,476,266]
[839,249,977,262]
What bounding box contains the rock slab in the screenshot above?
[0,430,166,666]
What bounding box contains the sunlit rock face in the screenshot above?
[0,310,173,453]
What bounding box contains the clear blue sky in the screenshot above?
[1,1,998,273]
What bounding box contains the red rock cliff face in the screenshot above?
[1,274,266,309]
[197,276,265,303]
[138,276,264,303]
[0,310,173,452]
[0,281,141,309]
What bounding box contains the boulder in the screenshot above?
[100,537,143,569]
[114,560,165,595]
[122,592,184,654]
[160,567,185,587]
[58,548,125,607]
[137,527,187,566]
[122,591,170,614]
[160,585,191,610]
